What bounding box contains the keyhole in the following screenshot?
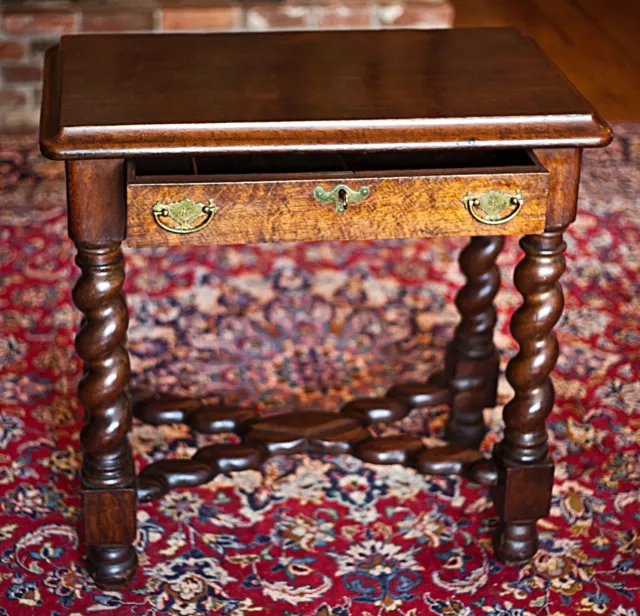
[337,188,348,212]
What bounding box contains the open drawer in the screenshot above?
[126,149,549,247]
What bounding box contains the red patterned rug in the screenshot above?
[0,128,638,616]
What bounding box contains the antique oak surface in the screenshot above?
[38,28,612,589]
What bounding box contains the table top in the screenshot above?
[40,28,611,160]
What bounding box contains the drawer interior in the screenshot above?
[130,149,543,183]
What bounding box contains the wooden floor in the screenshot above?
[451,0,640,121]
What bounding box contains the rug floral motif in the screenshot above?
[0,127,638,616]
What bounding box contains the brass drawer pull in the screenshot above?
[314,184,370,213]
[461,189,524,225]
[152,198,218,234]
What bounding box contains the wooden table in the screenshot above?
[39,28,611,589]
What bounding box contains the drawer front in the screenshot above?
[126,170,548,247]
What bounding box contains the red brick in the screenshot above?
[82,9,156,32]
[2,10,77,35]
[0,89,27,108]
[160,7,238,31]
[377,0,454,28]
[3,65,43,84]
[0,41,26,61]
[246,4,310,30]
[316,2,373,28]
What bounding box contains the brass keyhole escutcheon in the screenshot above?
[314,184,371,213]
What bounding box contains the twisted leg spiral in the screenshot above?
[445,236,504,448]
[492,231,566,564]
[73,242,137,587]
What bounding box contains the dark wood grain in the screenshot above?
[358,434,425,466]
[74,243,131,488]
[534,148,582,230]
[133,393,258,434]
[340,397,410,425]
[386,378,451,409]
[132,392,497,500]
[491,456,555,522]
[193,444,266,473]
[501,232,565,464]
[415,444,488,478]
[40,29,611,160]
[86,546,137,592]
[491,230,566,564]
[73,241,136,588]
[66,159,126,243]
[245,410,370,456]
[137,447,266,503]
[83,489,136,546]
[443,236,504,448]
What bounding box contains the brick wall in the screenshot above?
[0,0,454,130]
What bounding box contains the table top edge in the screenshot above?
[39,32,614,161]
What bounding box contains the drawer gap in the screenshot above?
[134,157,196,176]
[131,149,541,184]
[195,153,350,176]
[342,149,535,172]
